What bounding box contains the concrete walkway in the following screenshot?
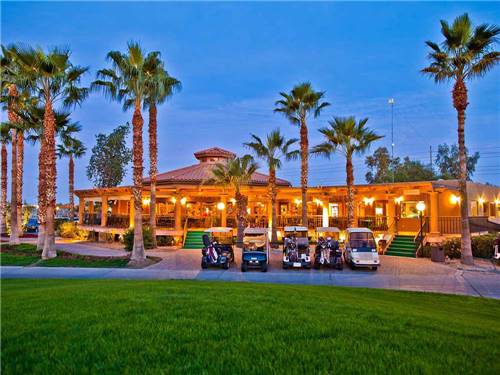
[3,238,499,298]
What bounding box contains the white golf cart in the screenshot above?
[343,227,380,270]
[282,226,311,269]
[241,227,270,272]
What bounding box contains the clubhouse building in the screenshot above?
[75,147,500,246]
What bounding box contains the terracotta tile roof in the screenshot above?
[194,147,236,160]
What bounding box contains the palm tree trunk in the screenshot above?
[8,84,19,244]
[235,190,248,245]
[69,155,75,224]
[453,79,473,265]
[16,130,24,234]
[300,118,308,227]
[346,154,355,228]
[148,102,158,248]
[9,128,19,244]
[37,138,47,250]
[1,142,7,234]
[269,167,278,245]
[131,102,145,261]
[42,100,57,259]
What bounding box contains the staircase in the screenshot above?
[385,235,416,258]
[183,230,205,249]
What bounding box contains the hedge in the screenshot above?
[423,233,498,259]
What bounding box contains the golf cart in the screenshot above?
[314,227,343,270]
[201,227,235,270]
[344,227,380,270]
[241,227,270,272]
[282,226,311,269]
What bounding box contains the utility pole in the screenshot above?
[429,145,433,169]
[388,98,395,182]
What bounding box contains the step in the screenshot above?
[385,251,416,258]
[388,244,416,250]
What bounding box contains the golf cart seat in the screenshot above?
[202,234,211,247]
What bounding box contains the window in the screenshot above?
[401,201,419,218]
[329,203,339,217]
[470,201,478,216]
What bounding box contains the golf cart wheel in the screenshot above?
[282,262,288,270]
[241,262,248,272]
[372,266,378,271]
[313,262,320,270]
[261,263,268,272]
[201,259,208,269]
[223,260,230,270]
[350,263,356,270]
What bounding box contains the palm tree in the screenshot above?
[312,117,383,228]
[7,85,20,244]
[143,58,181,248]
[208,155,258,244]
[274,82,330,226]
[11,45,88,258]
[92,42,160,261]
[57,126,86,224]
[244,129,299,244]
[422,13,499,265]
[0,124,10,234]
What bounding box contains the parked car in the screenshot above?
[26,218,39,233]
[241,227,270,272]
[282,226,311,269]
[343,227,380,270]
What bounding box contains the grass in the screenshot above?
[0,243,150,268]
[2,279,500,374]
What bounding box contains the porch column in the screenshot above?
[174,196,182,231]
[78,198,84,224]
[429,191,439,235]
[322,206,329,227]
[89,201,94,213]
[267,201,273,230]
[387,198,396,234]
[220,195,227,227]
[129,197,134,228]
[352,198,359,227]
[101,196,108,227]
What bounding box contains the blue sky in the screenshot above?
[2,1,499,203]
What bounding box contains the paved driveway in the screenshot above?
[2,243,499,299]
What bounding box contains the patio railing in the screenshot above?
[358,216,388,231]
[438,216,461,234]
[83,213,101,226]
[106,214,129,228]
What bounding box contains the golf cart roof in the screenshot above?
[346,227,373,233]
[284,226,308,232]
[316,227,340,233]
[243,227,269,234]
[205,227,233,233]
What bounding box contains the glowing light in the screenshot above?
[230,198,236,204]
[375,207,383,215]
[180,197,187,205]
[416,201,426,212]
[246,207,251,214]
[478,197,485,205]
[313,198,323,206]
[394,196,403,204]
[142,198,151,206]
[450,194,461,205]
[205,207,209,214]
[217,202,225,210]
[294,198,302,206]
[363,197,374,206]
[56,206,60,211]
[495,198,500,205]
[170,197,176,204]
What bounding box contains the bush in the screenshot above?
[123,226,154,251]
[55,218,70,233]
[439,233,498,259]
[58,222,88,240]
[157,236,175,247]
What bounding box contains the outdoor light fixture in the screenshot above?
[416,201,426,212]
[142,198,151,206]
[495,198,500,205]
[394,196,403,204]
[180,197,187,205]
[230,198,236,205]
[170,197,176,204]
[217,202,225,210]
[363,197,374,206]
[247,207,251,214]
[478,197,485,205]
[294,198,302,206]
[314,198,323,206]
[450,194,461,205]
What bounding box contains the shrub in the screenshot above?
[123,226,154,251]
[440,233,498,259]
[58,222,88,240]
[157,236,175,247]
[55,218,70,233]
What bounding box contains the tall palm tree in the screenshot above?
[208,155,258,244]
[0,124,10,234]
[57,125,86,224]
[92,42,160,261]
[11,45,88,258]
[422,13,499,265]
[244,129,299,244]
[143,59,181,247]
[312,117,383,228]
[274,82,330,226]
[7,85,20,244]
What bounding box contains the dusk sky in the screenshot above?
[2,1,499,204]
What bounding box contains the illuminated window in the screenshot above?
[329,203,339,217]
[401,201,419,218]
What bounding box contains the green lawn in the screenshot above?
[2,279,499,374]
[0,253,40,266]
